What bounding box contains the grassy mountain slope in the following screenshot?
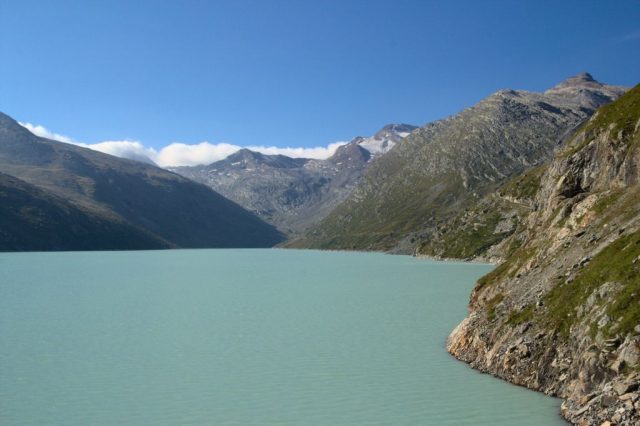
[448,84,640,425]
[416,165,546,261]
[291,74,625,253]
[0,172,169,251]
[0,112,283,250]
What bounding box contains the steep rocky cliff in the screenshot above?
[291,74,626,252]
[447,85,640,425]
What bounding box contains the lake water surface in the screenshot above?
[0,249,565,425]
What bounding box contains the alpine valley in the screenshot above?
[2,73,639,424]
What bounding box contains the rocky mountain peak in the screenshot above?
[220,148,307,170]
[228,148,264,161]
[328,142,370,165]
[540,72,628,111]
[229,148,264,159]
[374,123,417,138]
[354,123,417,155]
[545,72,603,92]
[373,123,417,142]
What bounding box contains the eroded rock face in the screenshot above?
[447,85,640,425]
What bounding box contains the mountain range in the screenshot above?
[288,73,626,253]
[2,72,638,423]
[170,124,416,235]
[2,74,625,253]
[0,112,283,251]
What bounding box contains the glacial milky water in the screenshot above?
[0,249,566,425]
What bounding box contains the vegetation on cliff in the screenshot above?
[447,85,640,425]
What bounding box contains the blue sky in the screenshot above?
[1,0,639,165]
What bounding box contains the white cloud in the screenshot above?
[18,122,345,167]
[19,122,75,144]
[246,142,346,160]
[155,142,240,167]
[153,141,347,167]
[85,140,158,165]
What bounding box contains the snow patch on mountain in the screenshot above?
[352,123,417,155]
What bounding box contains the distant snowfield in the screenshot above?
[19,121,412,168]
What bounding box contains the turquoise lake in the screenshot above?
[0,249,566,425]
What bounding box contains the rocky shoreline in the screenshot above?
[446,85,640,425]
[447,312,640,425]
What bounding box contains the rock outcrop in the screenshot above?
[447,84,640,425]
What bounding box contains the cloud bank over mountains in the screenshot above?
[19,122,346,167]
